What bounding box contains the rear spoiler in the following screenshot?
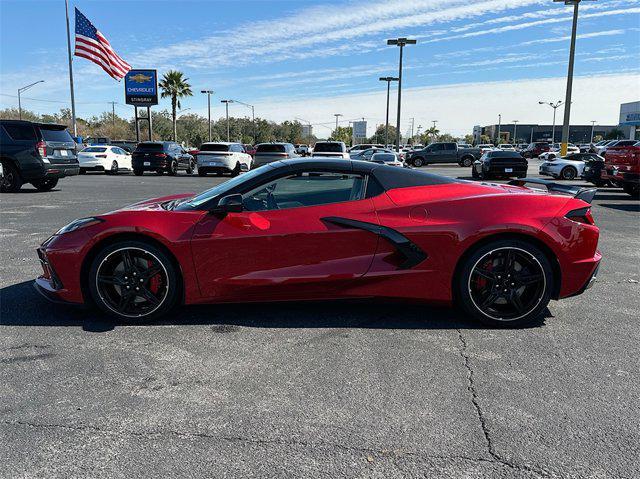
[508,178,597,204]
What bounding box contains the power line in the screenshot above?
[0,93,126,106]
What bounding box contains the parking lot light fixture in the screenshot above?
[387,37,416,152]
[590,120,597,143]
[201,90,214,142]
[18,80,44,120]
[333,114,343,137]
[554,0,593,156]
[221,100,233,142]
[379,77,398,146]
[512,120,519,144]
[230,99,256,144]
[539,100,563,144]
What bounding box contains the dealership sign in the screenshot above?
[352,120,367,138]
[124,69,158,106]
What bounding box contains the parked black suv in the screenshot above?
[0,120,79,192]
[472,150,528,180]
[131,141,195,176]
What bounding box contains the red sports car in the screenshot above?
[35,159,601,327]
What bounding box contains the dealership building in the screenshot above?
[619,101,640,140]
[472,123,618,145]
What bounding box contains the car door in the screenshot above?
[190,168,379,300]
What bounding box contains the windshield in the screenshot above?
[182,163,276,208]
[314,143,344,153]
[40,127,74,142]
[372,154,396,163]
[257,144,285,153]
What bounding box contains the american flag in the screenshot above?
[74,8,131,80]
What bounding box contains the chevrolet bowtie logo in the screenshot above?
[129,73,152,83]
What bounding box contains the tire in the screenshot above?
[134,169,144,176]
[456,239,554,328]
[412,157,424,167]
[108,160,118,175]
[479,170,488,181]
[231,162,241,177]
[0,161,22,193]
[461,156,473,167]
[623,182,640,199]
[32,178,58,192]
[560,166,577,180]
[186,160,196,175]
[88,240,179,322]
[168,161,178,176]
[198,170,207,177]
[79,168,86,175]
[471,167,479,179]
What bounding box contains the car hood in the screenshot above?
[106,193,195,214]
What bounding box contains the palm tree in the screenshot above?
[425,126,440,143]
[159,70,193,141]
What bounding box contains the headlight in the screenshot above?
[55,217,104,235]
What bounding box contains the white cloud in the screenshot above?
[251,73,639,136]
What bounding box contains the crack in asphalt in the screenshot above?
[456,329,556,478]
[4,418,543,474]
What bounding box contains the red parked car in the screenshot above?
[522,141,551,158]
[601,141,640,198]
[243,144,256,157]
[34,159,600,328]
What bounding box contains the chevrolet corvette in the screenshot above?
[35,159,601,327]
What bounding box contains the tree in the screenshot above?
[330,126,353,145]
[463,134,474,145]
[480,134,491,144]
[159,70,193,142]
[370,124,397,145]
[605,128,625,140]
[424,126,440,144]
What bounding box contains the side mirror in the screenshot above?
[212,194,244,214]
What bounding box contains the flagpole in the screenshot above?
[64,0,78,137]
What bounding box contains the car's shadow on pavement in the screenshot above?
[1,281,549,332]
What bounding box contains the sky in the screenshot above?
[1,0,639,137]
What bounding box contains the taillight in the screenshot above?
[36,141,47,158]
[566,207,595,225]
[155,153,167,158]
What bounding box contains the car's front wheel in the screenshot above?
[623,182,640,198]
[0,161,22,193]
[88,241,179,322]
[168,160,178,176]
[560,166,577,180]
[412,157,424,167]
[456,239,553,327]
[461,156,473,167]
[108,160,119,175]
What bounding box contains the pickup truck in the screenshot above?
[405,142,481,167]
[601,141,640,198]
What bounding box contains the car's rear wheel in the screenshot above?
[623,182,640,198]
[461,156,473,167]
[1,161,22,193]
[456,240,553,327]
[133,169,143,176]
[32,178,58,192]
[471,166,479,179]
[560,166,577,180]
[168,160,178,176]
[88,241,179,322]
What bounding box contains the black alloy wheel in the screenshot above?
[0,162,22,193]
[461,156,473,167]
[186,160,196,175]
[168,160,178,176]
[457,240,553,327]
[561,166,577,180]
[231,163,241,177]
[108,160,119,175]
[89,242,178,321]
[33,178,59,192]
[412,157,424,167]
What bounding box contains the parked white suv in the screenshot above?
[312,141,349,159]
[196,142,252,177]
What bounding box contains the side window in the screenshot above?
[241,171,367,212]
[3,124,37,141]
[444,143,456,151]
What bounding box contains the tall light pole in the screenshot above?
[590,120,597,143]
[333,113,343,136]
[512,120,519,144]
[432,120,438,129]
[387,37,416,152]
[555,0,588,156]
[539,100,563,143]
[379,76,398,147]
[221,100,232,142]
[201,90,214,142]
[17,80,44,120]
[231,99,256,144]
[409,117,415,145]
[497,114,502,144]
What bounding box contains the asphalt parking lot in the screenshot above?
[1,160,639,478]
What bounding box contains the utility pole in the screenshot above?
[590,120,596,143]
[539,101,563,143]
[379,77,398,147]
[555,0,587,156]
[334,113,343,136]
[221,100,232,142]
[497,114,502,144]
[512,120,519,144]
[17,80,44,120]
[231,99,256,144]
[410,117,415,145]
[109,101,116,132]
[387,37,416,152]
[201,90,214,142]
